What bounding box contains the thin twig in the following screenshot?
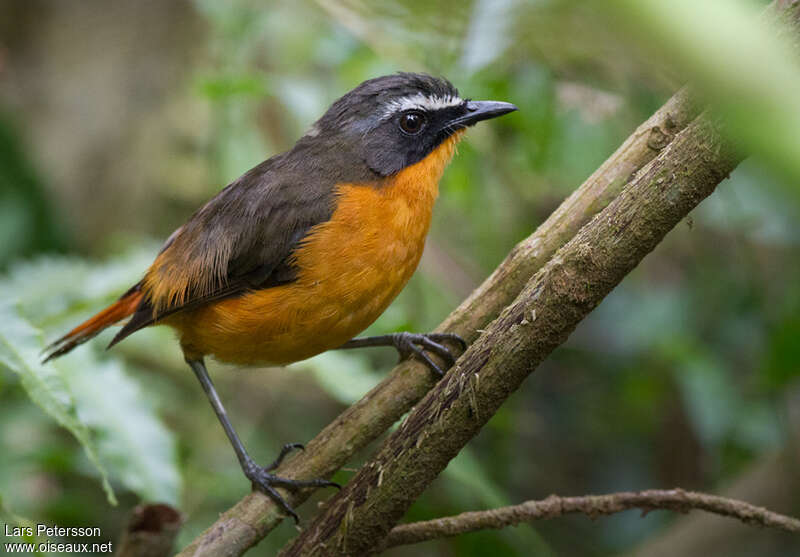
[625,451,800,557]
[381,489,800,549]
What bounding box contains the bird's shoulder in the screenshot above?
[144,152,339,314]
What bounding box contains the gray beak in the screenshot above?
[449,100,518,128]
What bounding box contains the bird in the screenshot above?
[42,72,517,521]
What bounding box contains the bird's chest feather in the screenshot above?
[293,173,436,319]
[292,133,462,324]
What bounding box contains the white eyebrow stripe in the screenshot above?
[382,93,463,118]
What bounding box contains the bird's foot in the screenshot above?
[390,332,467,377]
[243,446,340,523]
[264,442,305,471]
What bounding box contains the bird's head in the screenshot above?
[301,73,517,177]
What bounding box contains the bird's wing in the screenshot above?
[109,154,338,347]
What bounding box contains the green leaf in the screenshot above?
[0,246,157,328]
[0,301,116,504]
[0,298,181,505]
[58,349,181,504]
[674,349,739,446]
[195,74,271,100]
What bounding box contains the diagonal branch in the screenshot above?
[280,111,742,555]
[176,73,699,557]
[381,489,800,550]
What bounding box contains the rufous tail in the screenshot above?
[42,285,143,363]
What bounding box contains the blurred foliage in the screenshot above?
[0,117,66,266]
[0,0,799,556]
[0,301,116,505]
[611,0,800,186]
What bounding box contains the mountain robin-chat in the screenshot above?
[43,73,517,520]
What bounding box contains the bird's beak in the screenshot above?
[449,100,518,128]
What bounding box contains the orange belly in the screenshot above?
[170,131,463,365]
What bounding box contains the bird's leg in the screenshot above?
[337,332,467,377]
[186,358,339,523]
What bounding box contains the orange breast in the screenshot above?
[172,131,464,365]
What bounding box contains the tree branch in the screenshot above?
[624,418,800,556]
[380,489,800,550]
[280,111,742,555]
[176,63,699,557]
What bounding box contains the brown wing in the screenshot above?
[108,152,342,348]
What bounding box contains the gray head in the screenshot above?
[299,73,517,177]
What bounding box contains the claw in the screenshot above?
[391,332,466,378]
[429,332,468,351]
[415,336,456,366]
[187,359,337,525]
[244,452,338,523]
[337,331,468,378]
[266,442,305,471]
[405,341,446,377]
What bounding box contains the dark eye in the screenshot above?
[399,111,426,134]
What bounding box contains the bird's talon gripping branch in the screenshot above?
[402,341,446,376]
[266,442,305,471]
[181,359,339,524]
[428,332,468,351]
[339,332,467,377]
[395,332,453,374]
[244,458,340,524]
